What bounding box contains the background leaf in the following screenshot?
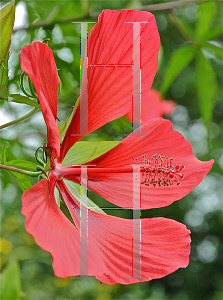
[0,142,7,164]
[0,50,9,100]
[205,41,223,60]
[0,0,15,62]
[195,1,216,42]
[160,44,197,95]
[196,50,217,126]
[204,24,223,41]
[0,259,22,300]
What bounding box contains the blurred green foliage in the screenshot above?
[0,0,222,299]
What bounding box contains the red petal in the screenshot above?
[65,118,213,209]
[60,9,160,161]
[125,89,176,124]
[57,180,191,284]
[20,42,60,158]
[21,174,80,278]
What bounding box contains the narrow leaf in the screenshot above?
[0,0,15,61]
[9,94,41,109]
[205,41,223,60]
[0,50,9,100]
[0,142,7,164]
[62,141,119,166]
[196,50,217,126]
[196,1,216,42]
[54,186,61,207]
[64,179,106,214]
[0,259,22,300]
[58,96,80,142]
[204,25,223,41]
[160,44,197,95]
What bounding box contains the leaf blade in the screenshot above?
[195,1,216,42]
[0,0,15,62]
[160,44,197,95]
[58,96,80,142]
[5,159,37,171]
[4,159,37,192]
[196,50,217,126]
[0,259,22,300]
[0,50,9,100]
[9,94,41,109]
[0,142,7,164]
[62,141,120,166]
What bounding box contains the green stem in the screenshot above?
[142,0,211,12]
[168,13,200,48]
[0,107,38,130]
[0,163,42,177]
[13,0,217,33]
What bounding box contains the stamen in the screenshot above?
[132,154,185,187]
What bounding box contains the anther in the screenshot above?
[138,154,185,188]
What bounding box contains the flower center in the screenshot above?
[132,153,185,187]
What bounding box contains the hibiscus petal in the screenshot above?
[21,173,80,278]
[60,9,160,161]
[125,89,176,124]
[20,41,60,158]
[65,118,213,209]
[57,179,191,284]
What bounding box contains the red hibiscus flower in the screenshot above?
[20,9,213,284]
[125,88,176,124]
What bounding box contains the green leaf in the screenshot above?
[160,44,197,95]
[205,41,223,60]
[26,0,86,24]
[54,186,61,207]
[62,141,119,166]
[0,259,22,300]
[196,50,217,126]
[5,160,37,192]
[204,25,223,41]
[0,142,7,164]
[59,96,80,142]
[10,172,33,192]
[64,179,106,214]
[0,50,9,100]
[157,44,164,72]
[6,159,37,171]
[0,0,14,100]
[196,1,216,42]
[9,94,41,109]
[0,146,36,191]
[0,0,15,62]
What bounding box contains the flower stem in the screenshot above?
[0,163,42,177]
[0,107,38,130]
